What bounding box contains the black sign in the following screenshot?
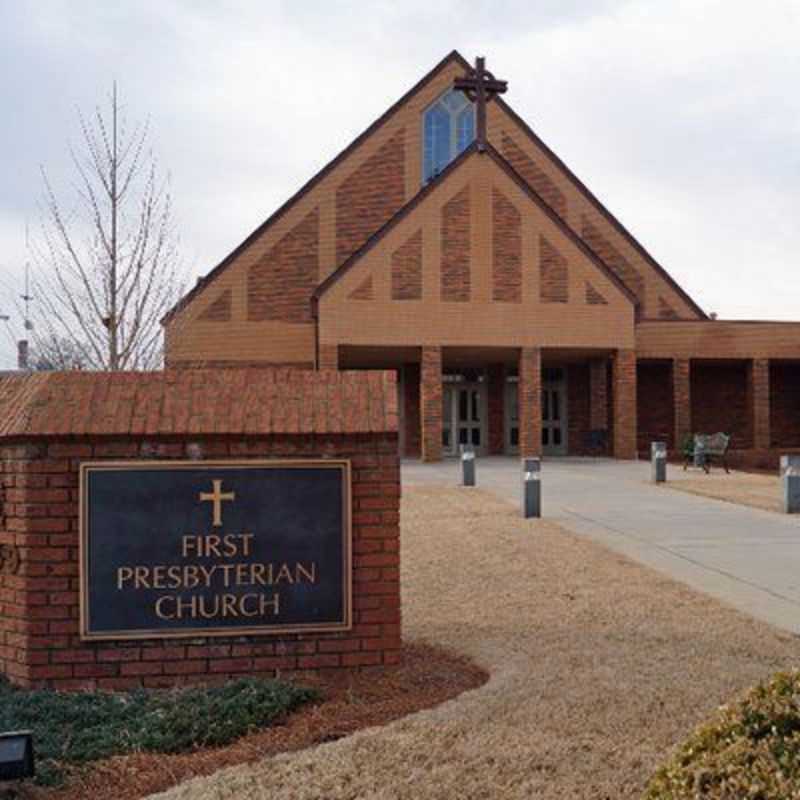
[80,460,351,640]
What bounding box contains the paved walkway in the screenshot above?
[403,457,800,634]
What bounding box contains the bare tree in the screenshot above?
[31,333,88,371]
[30,83,182,370]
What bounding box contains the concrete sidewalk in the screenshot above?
[403,457,800,634]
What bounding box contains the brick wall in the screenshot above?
[691,362,752,449]
[567,363,591,455]
[487,365,505,455]
[637,361,674,454]
[336,129,406,267]
[441,187,471,302]
[391,230,423,301]
[491,189,522,303]
[402,363,421,458]
[0,370,401,690]
[770,362,800,448]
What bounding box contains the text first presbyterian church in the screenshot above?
[164,51,800,466]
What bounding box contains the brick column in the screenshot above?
[589,359,608,430]
[751,358,771,450]
[487,364,506,455]
[673,358,691,448]
[518,347,542,458]
[420,347,442,462]
[612,349,637,459]
[318,344,338,370]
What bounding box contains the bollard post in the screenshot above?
[781,455,800,514]
[651,441,667,483]
[460,444,476,487]
[522,457,541,518]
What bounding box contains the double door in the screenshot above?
[442,383,485,456]
[505,373,567,456]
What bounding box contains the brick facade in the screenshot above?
[391,230,423,301]
[0,370,400,690]
[691,362,753,450]
[637,361,674,454]
[402,363,421,458]
[770,363,800,448]
[487,364,505,455]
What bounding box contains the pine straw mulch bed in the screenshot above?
[662,469,783,513]
[14,643,486,800]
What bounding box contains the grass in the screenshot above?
[645,670,800,799]
[0,677,318,786]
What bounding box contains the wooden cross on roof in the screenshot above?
[453,56,508,151]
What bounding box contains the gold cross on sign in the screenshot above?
[199,479,236,527]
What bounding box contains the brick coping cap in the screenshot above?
[0,368,398,439]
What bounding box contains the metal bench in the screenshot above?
[683,432,731,474]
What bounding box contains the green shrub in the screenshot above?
[0,677,318,785]
[645,670,800,799]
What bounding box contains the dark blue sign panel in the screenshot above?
[80,461,351,640]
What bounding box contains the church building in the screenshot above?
[164,51,800,466]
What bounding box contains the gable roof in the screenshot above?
[313,142,638,309]
[163,50,467,323]
[492,95,707,319]
[165,49,704,324]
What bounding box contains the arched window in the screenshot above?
[422,89,475,183]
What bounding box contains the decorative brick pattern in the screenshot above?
[581,217,645,307]
[349,276,374,301]
[691,361,752,449]
[391,229,422,301]
[585,282,607,305]
[673,358,691,448]
[487,364,505,454]
[336,129,406,267]
[612,349,637,459]
[248,209,319,324]
[0,369,401,690]
[750,358,770,450]
[197,289,232,322]
[637,361,674,454]
[420,347,442,462]
[518,347,542,458]
[401,363,421,458]
[501,133,568,219]
[491,189,521,303]
[441,187,470,302]
[658,296,680,320]
[540,236,568,303]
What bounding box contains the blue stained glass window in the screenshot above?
[422,89,475,183]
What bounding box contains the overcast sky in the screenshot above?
[0,0,798,369]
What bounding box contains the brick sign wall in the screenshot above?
[0,369,400,690]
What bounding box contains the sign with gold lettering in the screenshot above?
[79,460,351,640]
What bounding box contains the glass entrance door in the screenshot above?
[542,369,567,456]
[442,383,485,456]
